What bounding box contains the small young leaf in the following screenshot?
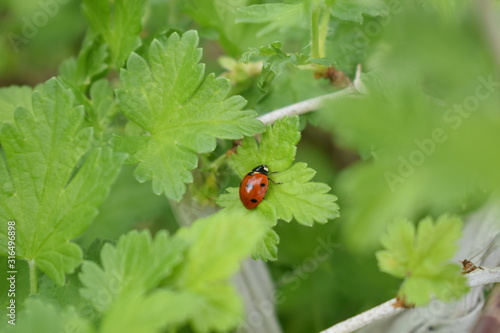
[240,42,309,93]
[376,214,469,306]
[82,0,146,68]
[218,116,339,227]
[0,78,125,285]
[114,31,264,201]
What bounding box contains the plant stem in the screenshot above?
[319,298,404,333]
[318,8,330,58]
[29,260,37,295]
[311,5,331,60]
[311,7,321,59]
[319,265,500,333]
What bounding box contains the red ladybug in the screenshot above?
[239,164,279,209]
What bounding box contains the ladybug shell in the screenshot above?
[239,172,269,209]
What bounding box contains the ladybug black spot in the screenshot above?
[250,199,258,203]
[260,183,266,187]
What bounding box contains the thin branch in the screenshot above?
[467,266,500,286]
[256,64,364,125]
[319,265,500,333]
[319,298,405,333]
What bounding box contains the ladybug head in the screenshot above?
[252,164,269,175]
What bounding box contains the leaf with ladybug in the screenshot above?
[217,116,339,260]
[221,115,339,224]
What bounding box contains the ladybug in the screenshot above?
[239,164,279,209]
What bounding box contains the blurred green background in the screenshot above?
[1,0,500,332]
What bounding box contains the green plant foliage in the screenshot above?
[376,215,469,306]
[320,3,500,252]
[181,0,279,56]
[1,0,495,332]
[0,78,125,285]
[170,209,267,332]
[219,116,339,225]
[2,299,94,333]
[82,0,147,68]
[80,210,266,333]
[218,116,339,260]
[113,31,264,201]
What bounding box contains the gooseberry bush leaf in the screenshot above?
[113,31,264,201]
[0,78,125,286]
[376,215,469,306]
[217,116,339,260]
[79,210,266,333]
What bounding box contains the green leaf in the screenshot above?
[252,228,280,261]
[330,0,389,24]
[176,209,267,286]
[79,230,184,312]
[236,3,305,37]
[82,0,146,68]
[0,78,125,285]
[218,116,339,227]
[240,42,309,93]
[376,215,469,306]
[267,162,339,225]
[377,218,415,278]
[0,85,32,123]
[81,210,266,333]
[172,209,267,332]
[1,299,94,333]
[114,31,264,201]
[99,289,192,333]
[102,286,243,333]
